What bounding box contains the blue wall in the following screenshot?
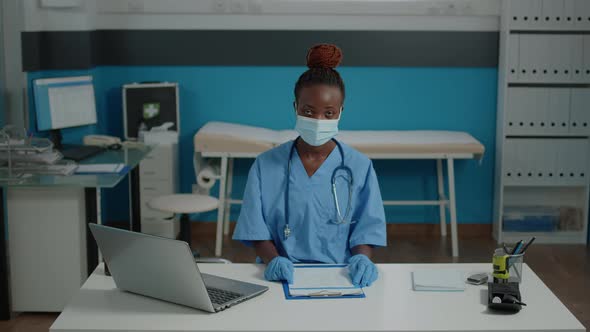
[27,66,498,224]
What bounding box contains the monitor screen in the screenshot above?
[33,76,98,131]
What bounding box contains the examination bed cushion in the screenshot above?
[194,122,485,158]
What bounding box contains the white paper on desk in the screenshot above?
[288,265,363,297]
[75,163,125,174]
[412,269,465,292]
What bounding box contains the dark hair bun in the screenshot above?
[306,44,342,69]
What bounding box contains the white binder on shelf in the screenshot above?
[556,139,569,184]
[545,139,559,183]
[509,0,542,29]
[570,88,590,135]
[565,139,584,184]
[571,35,584,83]
[528,88,544,133]
[584,36,590,82]
[560,36,574,81]
[542,0,565,29]
[507,34,520,82]
[564,0,575,29]
[503,138,517,182]
[543,88,560,134]
[545,35,564,82]
[574,139,590,182]
[506,88,525,134]
[525,139,537,183]
[536,35,552,82]
[534,88,550,134]
[548,88,571,133]
[530,139,544,181]
[518,35,535,82]
[574,0,590,30]
[515,139,528,183]
[564,139,579,185]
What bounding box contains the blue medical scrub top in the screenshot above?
[232,140,386,264]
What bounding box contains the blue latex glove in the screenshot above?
[264,256,294,284]
[348,254,378,287]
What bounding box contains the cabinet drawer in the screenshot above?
[140,146,173,181]
[142,205,171,220]
[141,217,179,239]
[140,180,175,218]
[140,180,174,196]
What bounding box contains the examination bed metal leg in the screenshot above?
[215,156,228,257]
[223,158,234,236]
[436,159,447,237]
[447,158,459,257]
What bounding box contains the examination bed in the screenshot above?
[193,121,485,257]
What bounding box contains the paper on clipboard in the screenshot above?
[287,265,363,297]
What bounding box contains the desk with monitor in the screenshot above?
[0,146,152,318]
[0,75,154,318]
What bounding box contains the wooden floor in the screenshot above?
[1,224,589,332]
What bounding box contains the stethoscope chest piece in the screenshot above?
[284,224,291,240]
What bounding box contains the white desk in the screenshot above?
[51,263,585,332]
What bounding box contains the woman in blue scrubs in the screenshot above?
[233,44,386,287]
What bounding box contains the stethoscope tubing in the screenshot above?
[284,137,354,240]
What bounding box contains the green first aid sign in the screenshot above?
[143,103,160,119]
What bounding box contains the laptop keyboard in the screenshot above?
[207,287,243,305]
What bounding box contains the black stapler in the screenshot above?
[488,282,526,312]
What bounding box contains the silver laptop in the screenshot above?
[89,224,268,313]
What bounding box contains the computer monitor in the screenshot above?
[33,76,97,147]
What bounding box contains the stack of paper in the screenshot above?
[75,163,127,174]
[412,269,465,292]
[288,265,363,297]
[0,150,63,164]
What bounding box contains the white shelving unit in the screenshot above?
[493,0,590,244]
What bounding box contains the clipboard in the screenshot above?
[282,264,366,300]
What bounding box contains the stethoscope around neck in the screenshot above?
[283,137,355,240]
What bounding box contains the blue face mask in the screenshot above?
[295,109,342,146]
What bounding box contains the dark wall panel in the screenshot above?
[22,30,498,71]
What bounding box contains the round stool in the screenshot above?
[148,194,219,257]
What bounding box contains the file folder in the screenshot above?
[507,34,520,82]
[544,88,560,134]
[506,88,526,133]
[519,35,535,82]
[556,140,570,184]
[564,0,575,28]
[520,139,534,183]
[542,0,565,29]
[545,139,559,182]
[573,139,589,182]
[584,36,590,81]
[412,269,465,292]
[509,0,541,29]
[282,265,365,300]
[575,0,590,30]
[570,89,590,135]
[537,88,555,134]
[548,88,571,133]
[546,35,563,82]
[528,88,550,134]
[503,139,518,182]
[571,35,584,83]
